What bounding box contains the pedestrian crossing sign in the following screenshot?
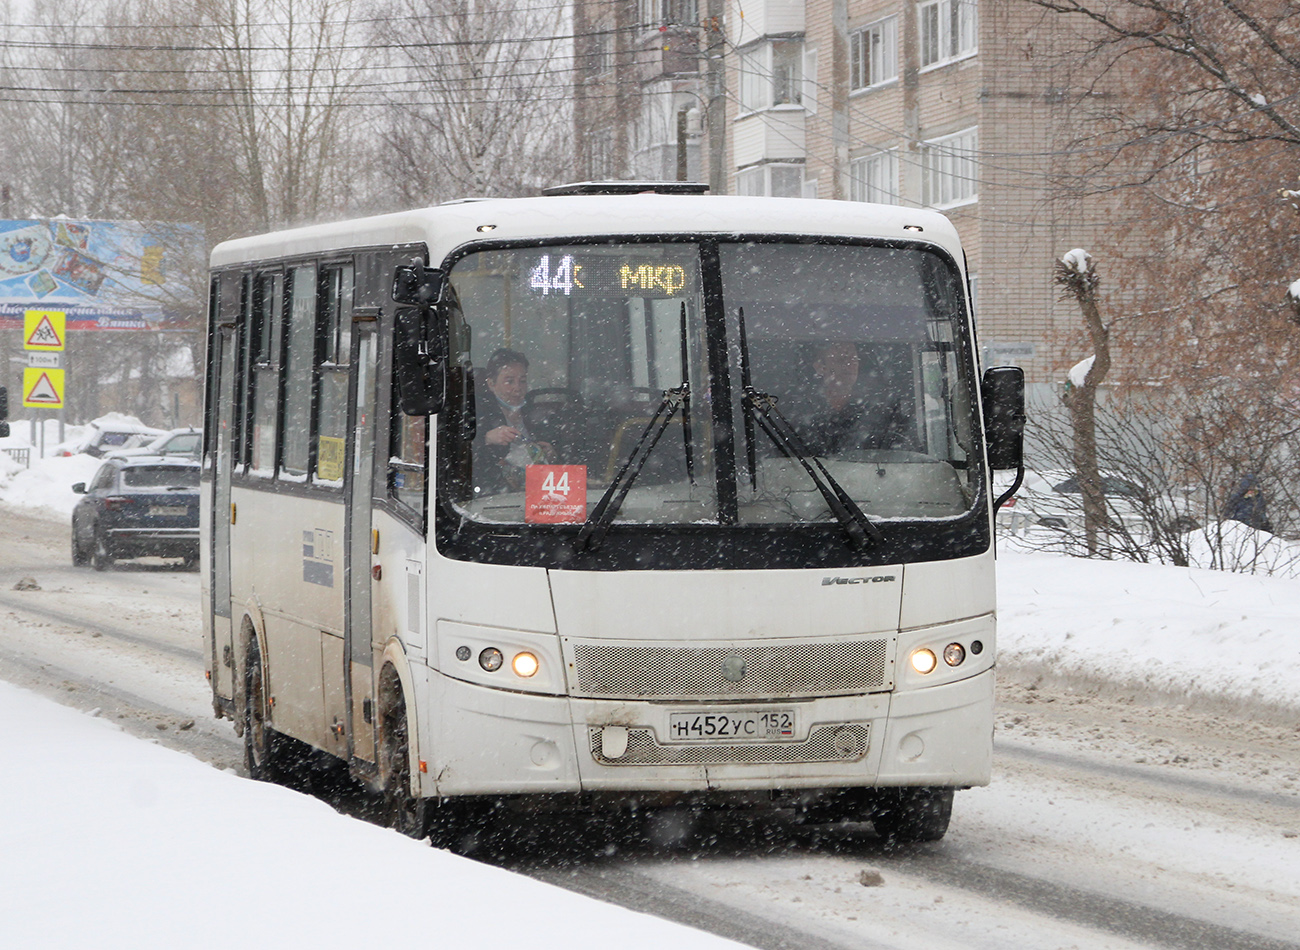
[24,310,66,351]
[23,367,65,408]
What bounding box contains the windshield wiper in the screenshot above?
[736,308,882,550]
[575,384,689,552]
[576,303,696,553]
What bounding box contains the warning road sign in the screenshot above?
[24,310,66,351]
[23,367,65,408]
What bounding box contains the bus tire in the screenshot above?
[380,682,428,841]
[243,639,284,783]
[870,787,954,843]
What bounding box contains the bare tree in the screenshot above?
[198,0,368,231]
[1015,0,1300,572]
[1054,249,1111,554]
[367,0,573,207]
[0,0,214,424]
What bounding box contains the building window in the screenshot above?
[771,40,802,106]
[735,164,804,197]
[921,127,979,208]
[850,17,897,91]
[919,0,977,68]
[586,30,614,75]
[850,149,899,204]
[738,38,804,112]
[640,0,697,28]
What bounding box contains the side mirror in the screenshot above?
[72,482,86,494]
[392,265,444,306]
[982,366,1025,471]
[394,306,445,415]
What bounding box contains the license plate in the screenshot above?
[149,506,187,516]
[667,709,797,743]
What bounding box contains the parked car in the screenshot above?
[71,457,200,570]
[106,426,201,460]
[56,419,166,458]
[996,468,1199,548]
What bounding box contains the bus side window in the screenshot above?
[282,265,317,478]
[250,272,283,475]
[389,391,427,519]
[233,273,253,470]
[314,264,354,485]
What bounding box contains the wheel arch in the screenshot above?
[377,638,424,796]
[234,599,269,738]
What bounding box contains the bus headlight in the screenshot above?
[478,647,504,672]
[910,648,938,674]
[943,643,966,667]
[512,652,539,678]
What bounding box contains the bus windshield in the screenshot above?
[441,239,976,534]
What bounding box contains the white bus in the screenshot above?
[202,183,1024,844]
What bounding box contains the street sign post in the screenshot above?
[23,310,66,351]
[22,308,68,436]
[22,366,64,409]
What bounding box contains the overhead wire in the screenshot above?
[0,4,1294,231]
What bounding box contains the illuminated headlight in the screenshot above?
[512,652,539,678]
[910,648,938,675]
[478,647,504,672]
[943,643,966,667]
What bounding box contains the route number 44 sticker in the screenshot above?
[525,465,587,523]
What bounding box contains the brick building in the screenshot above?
[572,0,1111,395]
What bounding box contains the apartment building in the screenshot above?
[573,0,1103,388]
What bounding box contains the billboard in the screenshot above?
[0,219,204,331]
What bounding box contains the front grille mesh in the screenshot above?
[570,640,889,699]
[590,724,870,766]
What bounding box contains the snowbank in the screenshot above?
[1184,519,1300,576]
[0,681,744,950]
[0,452,102,517]
[997,549,1300,711]
[0,413,165,517]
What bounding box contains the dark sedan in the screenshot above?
[71,457,200,570]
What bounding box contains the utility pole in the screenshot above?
[704,1,726,193]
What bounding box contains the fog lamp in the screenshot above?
[910,648,938,674]
[512,652,539,678]
[943,643,966,667]
[478,647,504,672]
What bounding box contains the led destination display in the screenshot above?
[526,253,692,298]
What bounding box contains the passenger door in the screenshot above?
[345,317,380,766]
[210,323,237,701]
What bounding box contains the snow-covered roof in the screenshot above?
[210,195,966,271]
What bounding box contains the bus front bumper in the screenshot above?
[418,666,993,798]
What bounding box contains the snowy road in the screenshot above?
[1,502,1298,950]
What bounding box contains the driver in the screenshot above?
[792,341,912,456]
[476,347,555,491]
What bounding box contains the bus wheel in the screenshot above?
[381,689,428,841]
[91,530,114,572]
[870,787,954,843]
[243,641,283,782]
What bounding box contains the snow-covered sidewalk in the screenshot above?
[0,682,743,950]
